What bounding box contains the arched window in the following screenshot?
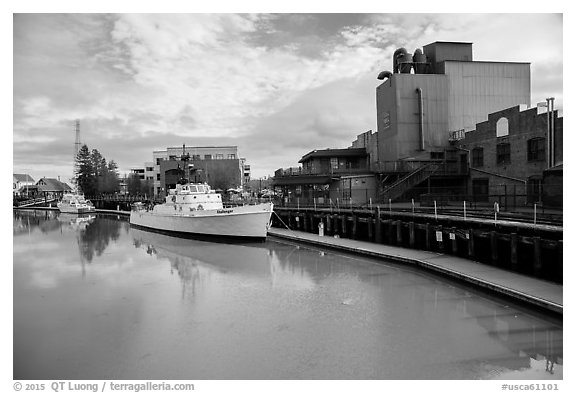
[496,117,509,137]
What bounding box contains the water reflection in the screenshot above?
[14,214,563,379]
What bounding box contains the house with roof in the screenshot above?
[36,178,73,200]
[13,174,35,196]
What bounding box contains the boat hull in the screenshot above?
[129,203,273,240]
[57,204,95,214]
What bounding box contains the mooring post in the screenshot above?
[341,215,347,238]
[425,223,432,250]
[352,214,358,240]
[326,214,332,235]
[409,222,415,248]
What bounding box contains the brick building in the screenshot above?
[458,105,562,207]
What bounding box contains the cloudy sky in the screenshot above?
[13,13,563,183]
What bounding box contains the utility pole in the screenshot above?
[73,120,81,189]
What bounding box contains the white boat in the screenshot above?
[57,193,96,214]
[130,182,273,240]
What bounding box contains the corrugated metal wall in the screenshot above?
[445,61,531,133]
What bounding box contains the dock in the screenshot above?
[268,227,562,315]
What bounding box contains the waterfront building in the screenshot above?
[274,41,562,209]
[457,104,563,208]
[150,145,247,196]
[36,177,72,200]
[273,148,376,205]
[13,174,35,196]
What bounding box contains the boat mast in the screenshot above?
[180,144,191,184]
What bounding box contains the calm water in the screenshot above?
[13,210,562,380]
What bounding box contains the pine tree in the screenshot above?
[75,145,97,195]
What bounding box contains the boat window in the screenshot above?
[189,185,198,192]
[198,185,205,193]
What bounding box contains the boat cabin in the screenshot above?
[161,183,224,211]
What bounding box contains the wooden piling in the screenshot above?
[375,210,382,243]
[326,214,332,235]
[396,220,402,245]
[490,231,498,264]
[468,229,475,258]
[385,220,392,244]
[352,214,358,240]
[409,222,415,248]
[309,213,315,234]
[510,233,518,269]
[367,217,374,241]
[451,227,457,254]
[437,225,444,252]
[425,223,432,250]
[557,240,563,281]
[341,215,347,238]
[533,236,542,276]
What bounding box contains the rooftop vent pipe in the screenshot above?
[377,71,393,81]
[416,87,425,150]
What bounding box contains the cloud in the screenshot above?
[13,14,563,181]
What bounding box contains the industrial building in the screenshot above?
[457,104,563,207]
[374,41,530,164]
[273,41,562,209]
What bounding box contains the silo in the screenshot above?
[413,48,428,74]
[398,51,413,74]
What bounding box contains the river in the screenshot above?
[13,210,562,380]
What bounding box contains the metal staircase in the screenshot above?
[380,163,440,202]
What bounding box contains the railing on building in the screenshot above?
[274,166,371,177]
[449,129,466,142]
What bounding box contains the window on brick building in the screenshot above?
[472,147,484,167]
[527,137,546,162]
[496,117,509,137]
[496,143,510,164]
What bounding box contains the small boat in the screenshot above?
[130,182,273,240]
[57,193,96,214]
